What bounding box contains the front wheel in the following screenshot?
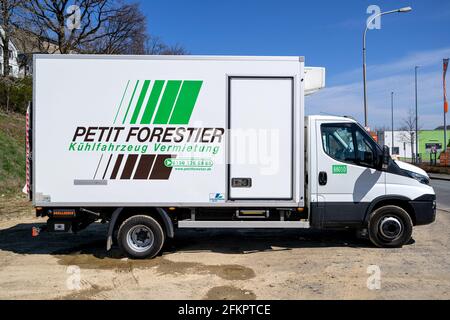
[368,205,413,248]
[118,215,165,259]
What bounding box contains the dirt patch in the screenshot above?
[57,252,141,272]
[57,253,256,281]
[155,259,255,280]
[0,195,34,221]
[206,265,255,280]
[205,286,256,300]
[60,283,111,300]
[1,196,449,300]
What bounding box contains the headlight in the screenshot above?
[406,171,430,185]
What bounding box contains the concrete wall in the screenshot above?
[384,131,416,159]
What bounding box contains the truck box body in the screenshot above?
[33,55,306,207]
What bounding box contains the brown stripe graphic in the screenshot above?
[120,154,139,179]
[149,155,175,180]
[134,155,156,180]
[102,154,113,180]
[93,154,104,180]
[110,154,124,179]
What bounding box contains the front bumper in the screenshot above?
[410,194,436,226]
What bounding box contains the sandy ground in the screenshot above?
[0,196,449,300]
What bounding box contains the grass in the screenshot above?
[0,111,26,195]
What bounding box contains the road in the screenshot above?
[431,180,450,211]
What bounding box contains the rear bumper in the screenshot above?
[410,194,436,226]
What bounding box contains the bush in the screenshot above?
[0,76,32,114]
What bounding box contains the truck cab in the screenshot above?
[307,115,436,247]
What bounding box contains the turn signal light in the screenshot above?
[52,209,76,217]
[31,227,40,237]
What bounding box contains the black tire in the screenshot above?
[368,205,413,248]
[118,215,165,259]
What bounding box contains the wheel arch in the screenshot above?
[107,207,174,251]
[364,196,416,226]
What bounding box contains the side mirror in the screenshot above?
[382,145,390,169]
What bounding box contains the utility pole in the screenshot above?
[391,91,395,154]
[444,59,449,156]
[362,7,412,128]
[415,66,419,163]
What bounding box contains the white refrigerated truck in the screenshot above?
[29,55,436,258]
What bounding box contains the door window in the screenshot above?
[321,123,378,168]
[355,129,376,167]
[321,125,355,162]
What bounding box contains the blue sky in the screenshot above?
[139,0,450,130]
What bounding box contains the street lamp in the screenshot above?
[415,66,419,163]
[391,92,395,154]
[363,6,413,128]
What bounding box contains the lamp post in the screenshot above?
[391,92,395,155]
[363,6,412,128]
[444,59,449,157]
[415,66,419,163]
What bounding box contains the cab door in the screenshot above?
[315,120,385,227]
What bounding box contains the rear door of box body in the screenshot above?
[228,77,294,200]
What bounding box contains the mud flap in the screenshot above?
[106,208,123,251]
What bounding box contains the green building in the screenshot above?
[418,130,450,160]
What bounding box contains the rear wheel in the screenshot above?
[368,205,413,248]
[118,215,165,259]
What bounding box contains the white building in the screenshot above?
[384,131,417,160]
[0,25,20,77]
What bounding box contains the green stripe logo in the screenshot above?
[118,80,203,125]
[141,80,164,124]
[153,80,182,124]
[122,80,140,124]
[130,80,151,124]
[169,81,203,124]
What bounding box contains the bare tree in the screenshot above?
[145,35,188,55]
[0,0,23,76]
[161,43,188,55]
[398,109,419,161]
[85,2,146,54]
[22,0,128,54]
[4,0,188,66]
